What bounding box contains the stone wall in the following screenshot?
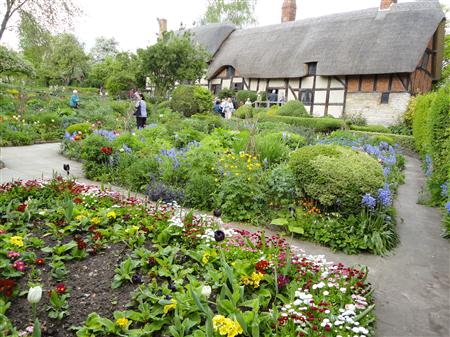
[346,92,410,126]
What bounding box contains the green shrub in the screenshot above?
[105,72,136,97]
[235,105,253,119]
[191,113,225,132]
[266,163,297,205]
[289,145,384,214]
[259,115,344,132]
[236,90,257,103]
[428,85,450,203]
[266,105,279,116]
[350,125,390,133]
[277,100,309,117]
[66,123,91,135]
[110,100,132,116]
[257,91,267,102]
[412,93,435,155]
[218,88,235,99]
[170,85,213,117]
[255,133,290,166]
[344,112,367,126]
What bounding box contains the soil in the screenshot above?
[8,244,135,337]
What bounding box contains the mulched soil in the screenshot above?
[8,244,135,337]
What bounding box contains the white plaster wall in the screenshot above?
[222,79,231,90]
[345,92,411,126]
[328,106,344,118]
[211,79,221,85]
[287,89,296,101]
[249,79,258,91]
[233,77,243,83]
[259,80,267,92]
[269,79,284,87]
[301,77,314,89]
[289,79,300,88]
[329,90,345,104]
[331,77,345,88]
[313,105,325,117]
[314,91,327,104]
[315,76,328,89]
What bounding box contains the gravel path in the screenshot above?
[1,143,449,337]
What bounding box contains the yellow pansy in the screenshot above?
[212,315,243,337]
[10,236,24,247]
[163,299,177,314]
[75,215,84,221]
[91,217,100,225]
[116,317,129,329]
[107,211,117,219]
[241,272,264,289]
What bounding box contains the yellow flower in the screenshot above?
[202,252,210,264]
[10,236,24,247]
[91,217,100,225]
[107,211,117,219]
[163,299,177,314]
[235,173,240,176]
[241,272,264,289]
[212,315,243,337]
[75,215,84,221]
[116,317,129,329]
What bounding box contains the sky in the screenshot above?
[1,0,449,52]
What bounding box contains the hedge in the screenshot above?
[350,124,390,133]
[349,131,416,152]
[258,115,345,132]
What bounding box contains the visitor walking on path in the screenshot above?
[134,93,147,129]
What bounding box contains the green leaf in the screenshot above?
[288,225,304,235]
[271,218,288,226]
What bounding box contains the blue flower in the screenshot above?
[377,184,392,207]
[383,167,391,177]
[445,201,450,214]
[362,193,377,209]
[440,182,448,198]
[122,145,132,153]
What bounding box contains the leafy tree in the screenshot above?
[201,0,258,28]
[41,33,88,85]
[138,32,209,97]
[439,34,450,86]
[0,0,81,42]
[0,45,34,76]
[90,37,119,63]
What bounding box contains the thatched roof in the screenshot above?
[203,2,445,79]
[189,23,236,56]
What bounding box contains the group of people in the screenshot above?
[213,97,235,119]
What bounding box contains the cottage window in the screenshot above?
[299,89,313,105]
[420,51,430,70]
[211,84,221,95]
[381,92,390,104]
[233,82,243,91]
[227,66,235,78]
[307,62,317,76]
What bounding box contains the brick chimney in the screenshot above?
[380,0,397,10]
[157,18,167,37]
[281,0,297,23]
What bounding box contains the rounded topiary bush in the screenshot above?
[66,123,91,135]
[289,145,384,214]
[170,85,213,117]
[277,100,309,117]
[235,105,253,119]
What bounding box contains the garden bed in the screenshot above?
[1,178,375,337]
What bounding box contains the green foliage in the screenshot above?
[218,88,235,99]
[170,85,213,117]
[236,90,257,103]
[412,93,436,155]
[66,123,91,136]
[235,105,253,119]
[105,72,136,97]
[277,100,308,117]
[259,115,345,132]
[350,125,390,133]
[289,145,384,214]
[0,46,35,77]
[265,163,297,206]
[202,0,257,27]
[139,32,209,97]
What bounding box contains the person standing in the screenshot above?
[70,90,80,108]
[134,93,147,129]
[225,97,234,119]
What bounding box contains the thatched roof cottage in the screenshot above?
[193,0,446,125]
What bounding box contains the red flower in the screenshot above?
[92,231,102,241]
[73,197,83,204]
[255,260,269,274]
[76,239,87,250]
[0,279,16,297]
[35,258,45,265]
[13,260,25,272]
[101,147,113,155]
[17,204,27,212]
[55,283,66,294]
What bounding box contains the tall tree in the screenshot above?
[0,0,81,42]
[41,33,88,85]
[90,37,119,63]
[201,0,258,28]
[138,32,209,97]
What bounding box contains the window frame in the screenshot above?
[380,92,390,104]
[307,62,317,76]
[299,89,313,105]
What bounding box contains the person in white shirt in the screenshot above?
[134,93,147,129]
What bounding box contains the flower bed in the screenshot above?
[0,178,375,336]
